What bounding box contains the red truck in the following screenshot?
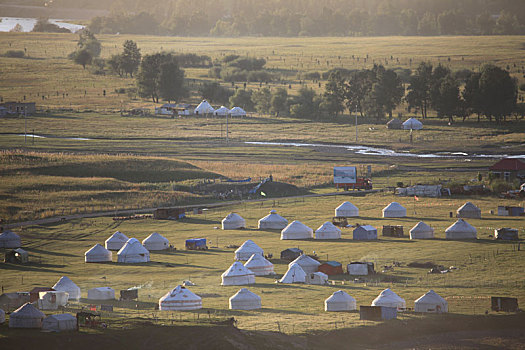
[335,177,372,191]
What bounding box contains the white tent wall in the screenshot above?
[409,221,435,239]
[382,202,407,218]
[87,287,115,300]
[38,291,69,310]
[222,213,246,230]
[105,231,129,250]
[348,263,369,275]
[42,314,77,332]
[334,202,359,217]
[221,262,256,286]
[325,290,357,311]
[8,303,45,329]
[315,222,342,240]
[278,263,306,283]
[445,219,477,240]
[159,285,202,311]
[229,288,261,310]
[142,232,170,251]
[258,210,288,230]
[235,240,264,261]
[281,221,313,240]
[244,254,274,276]
[52,276,81,301]
[414,290,448,313]
[117,238,150,263]
[85,244,112,263]
[289,255,321,274]
[371,289,406,310]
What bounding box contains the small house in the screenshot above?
[494,228,519,240]
[4,248,28,264]
[382,225,404,237]
[497,206,524,217]
[9,303,45,329]
[29,287,54,303]
[347,262,375,275]
[489,158,525,182]
[229,288,261,310]
[353,225,377,240]
[318,261,344,275]
[280,248,303,261]
[491,297,518,312]
[120,288,138,301]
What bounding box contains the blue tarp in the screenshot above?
[185,238,207,250]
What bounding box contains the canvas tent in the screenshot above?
[105,231,129,251]
[38,291,68,310]
[335,201,359,217]
[244,253,274,276]
[159,285,202,311]
[347,262,375,275]
[457,202,481,219]
[42,313,77,332]
[221,261,256,286]
[414,290,448,313]
[229,288,261,310]
[142,232,170,251]
[402,117,423,130]
[289,254,320,274]
[229,106,247,117]
[194,100,214,115]
[371,288,406,310]
[117,238,150,263]
[445,219,477,240]
[258,210,288,230]
[409,221,434,240]
[0,292,30,311]
[281,220,313,240]
[280,248,303,261]
[386,118,402,129]
[222,213,246,230]
[0,230,21,248]
[353,225,377,240]
[325,290,357,312]
[9,303,45,329]
[382,202,407,218]
[85,244,112,263]
[235,240,264,261]
[278,263,306,283]
[87,287,115,300]
[315,222,342,240]
[214,106,230,116]
[52,276,81,301]
[306,271,328,285]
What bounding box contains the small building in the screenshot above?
[214,106,230,116]
[334,201,359,217]
[0,292,30,311]
[244,253,274,276]
[280,220,313,240]
[325,290,357,312]
[280,248,303,261]
[53,276,81,301]
[489,158,525,182]
[445,219,477,240]
[120,288,138,301]
[457,202,481,219]
[38,290,69,310]
[353,225,377,240]
[155,103,193,116]
[194,100,214,115]
[382,225,404,237]
[30,287,54,303]
[497,206,524,217]
[42,313,77,332]
[360,306,397,321]
[9,303,45,329]
[4,248,28,264]
[1,102,36,115]
[0,106,7,117]
[414,290,448,313]
[386,118,402,129]
[185,238,207,250]
[85,244,112,263]
[315,222,342,240]
[491,296,518,312]
[347,262,375,275]
[229,106,247,117]
[235,240,264,261]
[382,202,407,218]
[318,261,344,276]
[305,271,328,285]
[494,228,519,240]
[117,238,150,263]
[371,288,406,310]
[0,308,5,324]
[258,210,288,230]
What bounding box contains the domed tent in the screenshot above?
[414,290,448,313]
[402,117,423,130]
[159,285,202,311]
[335,201,359,217]
[0,309,5,324]
[221,261,256,286]
[457,202,481,219]
[229,288,261,310]
[9,303,45,329]
[85,244,112,263]
[278,263,306,283]
[325,290,357,312]
[289,254,320,274]
[0,230,21,248]
[281,220,313,240]
[117,238,150,263]
[38,291,69,310]
[235,240,264,261]
[386,118,402,129]
[105,231,129,251]
[409,221,434,240]
[214,106,230,116]
[258,210,288,230]
[445,219,477,240]
[229,106,247,117]
[382,202,407,218]
[194,100,214,115]
[222,213,246,230]
[371,288,406,310]
[244,253,274,275]
[315,222,342,240]
[52,276,81,301]
[42,313,77,332]
[142,232,170,251]
[87,287,115,300]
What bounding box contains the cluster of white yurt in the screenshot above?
[335,201,359,217]
[105,231,129,250]
[117,238,150,263]
[457,202,481,219]
[38,291,69,310]
[325,290,357,311]
[290,255,321,274]
[9,303,45,329]
[85,244,112,263]
[222,213,246,230]
[87,287,115,300]
[371,288,406,310]
[229,288,261,310]
[0,230,21,248]
[159,285,202,311]
[414,290,448,313]
[235,240,263,261]
[409,221,435,239]
[42,313,77,332]
[278,263,306,283]
[244,254,274,276]
[315,222,341,240]
[142,232,170,251]
[281,220,313,240]
[221,261,256,285]
[52,276,81,301]
[382,202,407,218]
[258,210,288,230]
[445,219,477,239]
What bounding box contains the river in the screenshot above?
[0,17,84,33]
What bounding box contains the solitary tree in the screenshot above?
[478,64,517,123]
[159,60,186,103]
[251,87,272,114]
[270,88,288,117]
[321,71,345,117]
[120,40,141,77]
[406,62,433,118]
[73,48,93,69]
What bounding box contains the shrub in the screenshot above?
[4,50,25,58]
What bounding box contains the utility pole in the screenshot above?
[226,112,229,144]
[355,104,358,142]
[24,109,27,144]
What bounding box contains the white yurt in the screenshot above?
[142,232,170,251]
[38,291,69,310]
[105,231,129,250]
[194,100,215,115]
[371,288,406,310]
[9,303,45,329]
[229,288,261,310]
[409,221,435,240]
[221,261,256,286]
[457,202,481,219]
[222,213,246,230]
[306,272,328,285]
[214,106,230,116]
[84,244,112,263]
[52,276,81,301]
[258,210,288,230]
[278,263,306,283]
[281,220,313,240]
[445,219,477,239]
[414,290,448,313]
[289,254,321,274]
[0,309,5,324]
[229,106,247,117]
[159,285,202,311]
[0,230,21,248]
[325,290,357,312]
[244,253,274,276]
[382,202,407,218]
[335,201,359,217]
[42,313,77,332]
[402,117,423,130]
[117,238,150,263]
[87,287,115,300]
[235,240,264,261]
[315,222,342,240]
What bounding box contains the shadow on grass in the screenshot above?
[1,262,69,274]
[179,217,220,225]
[23,247,78,257]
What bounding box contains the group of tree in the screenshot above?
[107,40,142,77]
[208,55,275,82]
[32,18,71,33]
[69,30,102,69]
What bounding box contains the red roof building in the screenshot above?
[489,159,525,182]
[318,261,344,276]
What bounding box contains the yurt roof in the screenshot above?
[355,225,376,232]
[326,290,355,303]
[315,221,341,234]
[279,263,306,282]
[222,261,255,278]
[336,201,359,211]
[230,288,261,301]
[106,231,128,243]
[90,287,114,292]
[85,243,110,255]
[383,202,406,211]
[403,117,423,126]
[11,303,45,318]
[0,230,20,240]
[282,220,313,234]
[160,285,201,302]
[259,211,287,223]
[457,201,480,211]
[143,232,169,244]
[195,100,214,113]
[410,221,433,233]
[414,290,447,304]
[244,253,273,268]
[52,276,79,290]
[445,219,477,233]
[214,106,230,115]
[290,254,321,268]
[223,213,245,222]
[118,238,150,254]
[44,313,76,322]
[235,240,263,255]
[373,288,405,303]
[230,106,246,115]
